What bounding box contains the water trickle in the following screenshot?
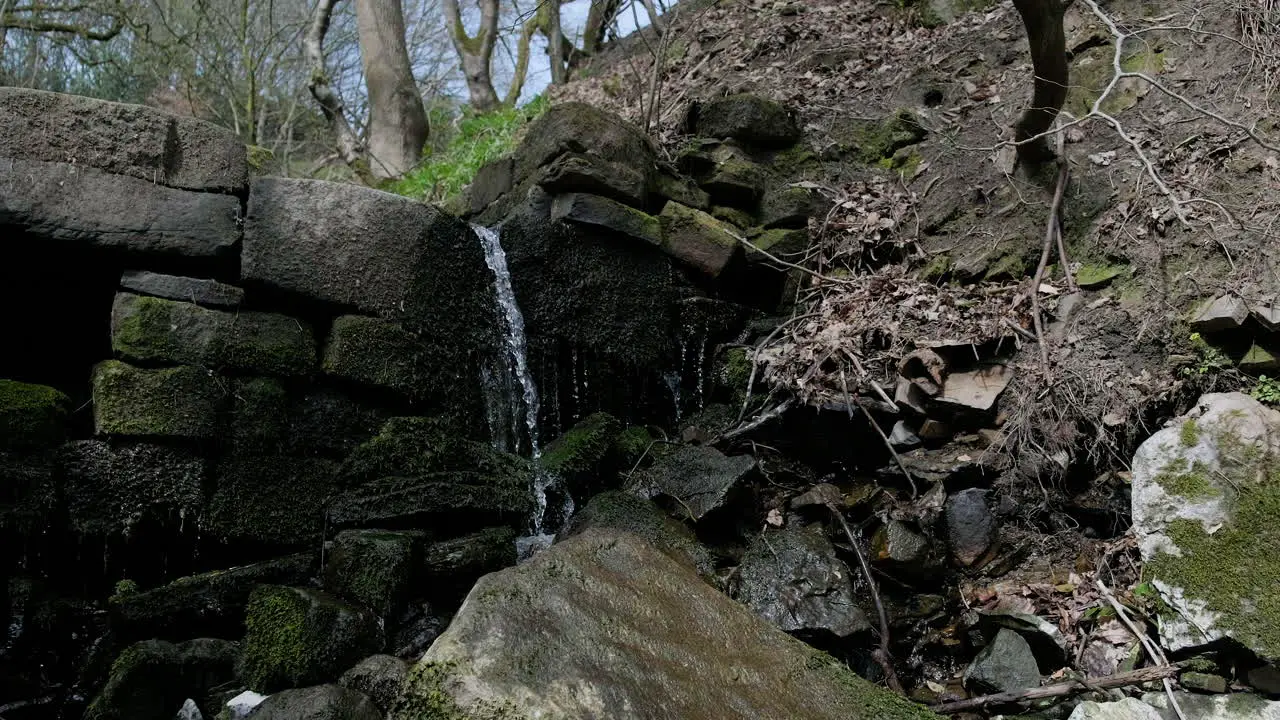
[664,371,683,423]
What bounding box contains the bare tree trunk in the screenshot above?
[355,0,429,179]
[304,0,368,179]
[638,0,664,33]
[1012,0,1068,164]
[581,0,620,57]
[505,17,538,106]
[547,0,567,85]
[442,0,500,111]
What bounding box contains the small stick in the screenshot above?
[826,501,903,695]
[841,368,918,499]
[1031,161,1070,376]
[931,664,1179,714]
[1095,579,1187,720]
[714,399,793,443]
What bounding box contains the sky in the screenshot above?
[516,0,649,103]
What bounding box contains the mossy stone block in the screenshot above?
[702,158,772,208]
[206,455,342,546]
[1075,262,1129,289]
[91,360,224,439]
[237,585,382,693]
[230,377,289,451]
[85,638,237,720]
[612,426,654,468]
[540,412,622,494]
[0,379,69,451]
[693,94,799,148]
[760,186,814,229]
[322,315,433,399]
[324,529,425,618]
[111,293,315,377]
[658,202,742,278]
[746,228,809,262]
[61,440,205,536]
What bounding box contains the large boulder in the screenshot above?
[560,490,714,578]
[85,638,238,720]
[0,87,247,193]
[392,529,937,719]
[111,293,315,377]
[734,527,871,638]
[246,684,382,720]
[1131,392,1280,658]
[0,158,241,260]
[658,201,743,279]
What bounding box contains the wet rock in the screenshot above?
[873,519,934,568]
[1131,392,1280,658]
[109,554,316,643]
[91,361,225,439]
[735,527,871,637]
[119,271,245,309]
[246,684,381,720]
[761,185,815,229]
[285,389,388,458]
[61,440,205,536]
[1182,671,1229,693]
[111,294,315,377]
[224,691,267,719]
[977,609,1069,668]
[0,87,247,193]
[945,488,996,566]
[391,529,936,719]
[1191,295,1250,333]
[0,158,241,260]
[550,192,661,245]
[0,379,68,452]
[692,94,800,148]
[85,638,238,720]
[338,654,408,712]
[562,490,713,577]
[1142,690,1280,719]
[538,152,648,208]
[658,201,743,279]
[963,627,1040,693]
[1068,697,1163,720]
[539,412,623,495]
[629,444,756,521]
[324,530,425,618]
[228,377,289,452]
[236,586,382,693]
[422,527,518,597]
[206,456,341,546]
[321,315,436,400]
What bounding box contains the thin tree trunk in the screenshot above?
[1012,0,1068,164]
[355,0,429,179]
[582,0,620,57]
[638,0,664,33]
[304,0,367,179]
[442,0,500,111]
[547,0,567,85]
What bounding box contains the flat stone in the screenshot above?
[945,488,996,566]
[538,152,647,208]
[1254,301,1280,332]
[629,444,756,521]
[91,361,224,439]
[735,527,871,637]
[1191,295,1250,333]
[422,527,519,598]
[693,94,800,148]
[119,271,244,309]
[963,627,1040,693]
[247,684,382,720]
[60,440,205,536]
[339,655,409,713]
[391,529,937,720]
[550,192,661,246]
[112,293,315,377]
[658,201,742,279]
[746,228,810,263]
[936,364,1014,412]
[1068,698,1164,720]
[236,586,382,693]
[324,529,425,618]
[0,158,240,260]
[321,315,434,399]
[0,87,247,193]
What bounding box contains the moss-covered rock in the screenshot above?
[340,655,409,713]
[550,192,662,246]
[651,169,710,210]
[60,440,205,536]
[713,347,753,406]
[539,412,622,495]
[206,455,342,546]
[511,102,656,182]
[111,293,315,377]
[702,157,772,208]
[760,186,815,229]
[1076,262,1129,289]
[745,227,809,262]
[250,684,383,720]
[237,585,382,693]
[691,94,800,149]
[85,638,238,720]
[285,389,389,458]
[422,527,519,601]
[612,426,654,468]
[324,529,425,618]
[229,377,289,452]
[537,152,648,208]
[322,315,435,400]
[0,379,68,451]
[91,360,225,439]
[838,110,927,166]
[561,491,713,577]
[710,205,756,230]
[658,201,742,279]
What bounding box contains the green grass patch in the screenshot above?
[386,96,549,203]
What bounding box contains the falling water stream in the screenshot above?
[473,225,571,560]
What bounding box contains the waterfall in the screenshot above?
[473,225,570,559]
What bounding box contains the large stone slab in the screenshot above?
[0,158,240,259]
[659,201,743,279]
[0,87,247,193]
[1131,392,1280,659]
[120,270,245,309]
[91,361,225,439]
[551,192,661,246]
[112,293,315,376]
[392,529,938,719]
[512,102,656,181]
[321,315,434,399]
[630,444,756,521]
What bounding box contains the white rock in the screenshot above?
[1068,697,1163,720]
[175,698,203,720]
[1142,691,1280,719]
[224,690,268,720]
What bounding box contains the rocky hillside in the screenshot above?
[3,0,1280,718]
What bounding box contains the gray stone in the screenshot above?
[467,156,514,215]
[111,293,315,377]
[237,586,382,693]
[60,440,205,536]
[1182,671,1229,693]
[873,519,932,566]
[539,152,647,208]
[702,157,772,207]
[1254,301,1280,332]
[85,638,238,720]
[658,201,743,278]
[324,529,424,618]
[246,685,381,720]
[391,529,938,720]
[338,655,408,712]
[0,87,247,193]
[206,456,341,546]
[321,315,433,399]
[422,527,518,587]
[945,488,996,566]
[1191,295,1250,333]
[761,185,815,228]
[91,361,225,439]
[652,169,710,210]
[561,490,714,578]
[285,390,388,458]
[1248,663,1280,694]
[1131,392,1280,658]
[736,527,871,637]
[224,692,267,720]
[693,94,800,148]
[1240,343,1280,372]
[512,102,656,181]
[629,444,756,521]
[0,158,240,259]
[1142,690,1280,719]
[963,628,1041,693]
[176,698,202,720]
[1068,698,1164,720]
[550,192,661,245]
[228,377,289,452]
[120,271,244,309]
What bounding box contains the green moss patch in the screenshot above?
[838,110,927,167]
[91,361,224,439]
[1076,262,1129,289]
[0,379,69,451]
